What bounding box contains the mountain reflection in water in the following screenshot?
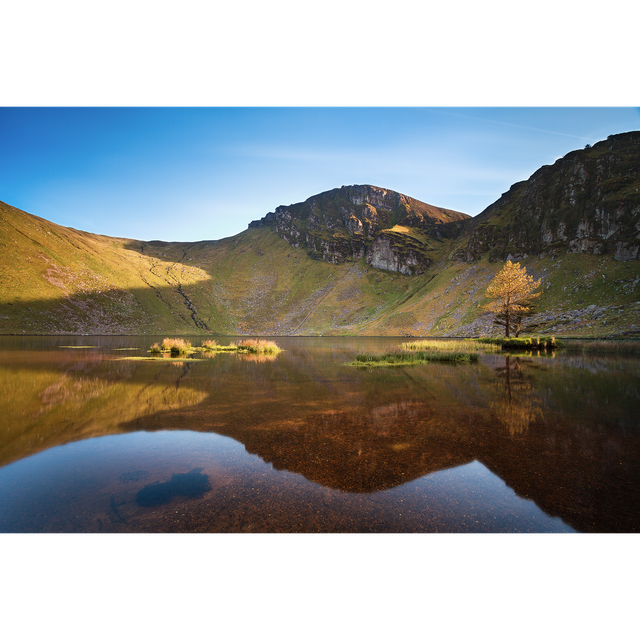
[0,336,638,533]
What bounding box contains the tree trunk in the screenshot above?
[505,305,510,338]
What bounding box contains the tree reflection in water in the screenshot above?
[490,356,545,436]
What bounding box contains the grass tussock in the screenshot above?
[162,338,192,354]
[201,339,218,350]
[149,338,193,356]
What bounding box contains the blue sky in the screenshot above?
[2,107,639,242]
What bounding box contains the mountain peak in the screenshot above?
[249,185,469,274]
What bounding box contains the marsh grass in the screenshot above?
[201,339,218,350]
[148,338,193,356]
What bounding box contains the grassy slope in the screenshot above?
[2,200,639,337]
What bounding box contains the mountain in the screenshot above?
[1,132,639,337]
[458,131,640,263]
[250,184,469,274]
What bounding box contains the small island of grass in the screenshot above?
[349,348,479,368]
[199,338,282,355]
[347,336,565,368]
[147,337,283,357]
[349,339,496,368]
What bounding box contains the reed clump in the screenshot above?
[149,338,193,355]
[161,338,192,354]
[201,339,218,350]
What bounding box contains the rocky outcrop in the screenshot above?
[249,184,469,274]
[460,131,640,262]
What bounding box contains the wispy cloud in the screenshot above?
[433,108,595,141]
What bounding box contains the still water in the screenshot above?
[1,335,638,533]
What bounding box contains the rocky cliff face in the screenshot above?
[249,184,469,274]
[460,131,640,263]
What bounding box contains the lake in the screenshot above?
[1,335,638,533]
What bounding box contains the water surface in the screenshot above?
[1,336,638,533]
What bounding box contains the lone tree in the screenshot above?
[484,261,541,337]
[493,302,536,337]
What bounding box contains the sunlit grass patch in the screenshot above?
[402,339,500,352]
[148,338,194,355]
[201,339,218,350]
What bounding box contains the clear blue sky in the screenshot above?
[2,107,639,242]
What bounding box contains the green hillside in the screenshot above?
[2,197,639,338]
